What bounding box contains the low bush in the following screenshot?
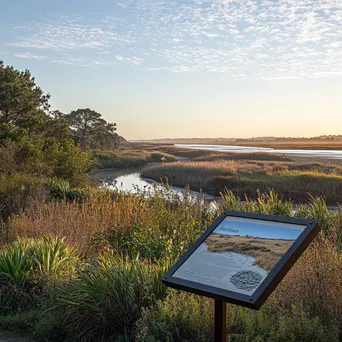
[136,291,339,342]
[47,178,85,203]
[0,309,67,341]
[55,254,168,341]
[0,236,78,314]
[0,173,45,219]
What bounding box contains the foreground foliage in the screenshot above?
[0,188,341,341]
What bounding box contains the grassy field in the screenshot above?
[141,159,342,204]
[205,233,294,271]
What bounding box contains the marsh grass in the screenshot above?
[205,233,293,271]
[93,149,177,169]
[9,187,214,254]
[141,160,342,203]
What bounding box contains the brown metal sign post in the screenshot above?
[215,300,227,342]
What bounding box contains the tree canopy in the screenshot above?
[0,60,120,151]
[65,108,118,150]
[0,60,50,131]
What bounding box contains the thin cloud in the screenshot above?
[14,52,47,60]
[7,0,342,78]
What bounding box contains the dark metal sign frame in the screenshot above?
[162,211,320,310]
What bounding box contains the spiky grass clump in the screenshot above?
[56,254,168,341]
[0,236,78,313]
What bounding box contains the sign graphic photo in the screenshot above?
[162,211,320,310]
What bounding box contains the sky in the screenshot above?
[214,217,305,240]
[1,0,342,140]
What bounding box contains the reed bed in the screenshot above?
[93,149,177,169]
[141,160,342,203]
[7,188,213,253]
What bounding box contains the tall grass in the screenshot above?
[2,189,342,340]
[141,160,342,203]
[9,187,214,254]
[93,149,177,169]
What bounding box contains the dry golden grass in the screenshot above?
[205,233,293,271]
[270,239,342,325]
[7,190,212,253]
[9,194,148,251]
[132,139,342,150]
[141,159,342,203]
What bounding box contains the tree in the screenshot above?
[0,60,50,131]
[49,109,66,119]
[65,108,118,150]
[92,122,119,149]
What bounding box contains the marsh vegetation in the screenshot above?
[141,159,342,203]
[205,233,294,271]
[1,188,342,341]
[1,60,342,341]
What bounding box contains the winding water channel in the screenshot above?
[92,143,342,208]
[91,167,215,201]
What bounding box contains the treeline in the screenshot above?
[0,60,119,219]
[0,60,119,151]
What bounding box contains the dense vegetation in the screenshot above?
[1,187,342,341]
[141,159,342,204]
[1,60,342,341]
[0,60,130,220]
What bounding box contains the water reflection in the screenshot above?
[91,168,215,202]
[92,169,153,192]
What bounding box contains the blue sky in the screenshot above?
[214,217,304,240]
[2,1,342,139]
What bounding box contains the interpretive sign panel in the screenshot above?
[162,211,320,309]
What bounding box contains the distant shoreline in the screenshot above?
[131,140,342,151]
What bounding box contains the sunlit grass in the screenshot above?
[2,189,342,339]
[141,160,342,203]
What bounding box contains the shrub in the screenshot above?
[0,236,78,313]
[46,139,93,187]
[0,173,45,219]
[0,310,39,333]
[135,291,214,342]
[47,178,85,203]
[55,254,168,341]
[136,291,339,342]
[0,309,67,342]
